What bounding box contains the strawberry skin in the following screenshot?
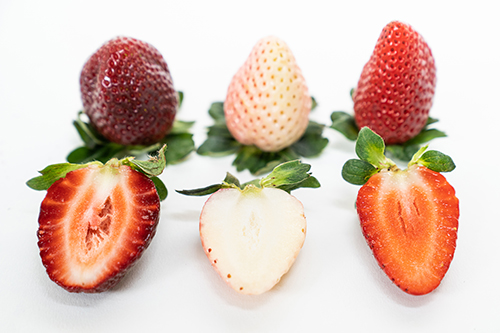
[356,165,459,295]
[224,36,311,152]
[37,164,160,293]
[353,21,436,144]
[80,36,178,146]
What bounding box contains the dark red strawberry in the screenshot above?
[80,36,178,146]
[353,21,436,145]
[27,147,168,293]
[342,128,459,295]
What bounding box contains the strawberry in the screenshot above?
[342,128,459,295]
[27,146,168,293]
[224,36,312,152]
[177,160,319,295]
[80,36,178,146]
[352,21,436,145]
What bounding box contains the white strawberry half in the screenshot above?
[200,186,306,295]
[224,36,311,152]
[177,160,319,295]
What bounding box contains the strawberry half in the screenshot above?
[342,128,459,295]
[80,36,178,146]
[27,146,168,293]
[177,160,319,295]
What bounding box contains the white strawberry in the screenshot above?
[224,36,311,152]
[177,160,319,294]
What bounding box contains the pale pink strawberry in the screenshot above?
[224,36,311,152]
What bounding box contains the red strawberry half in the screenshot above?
[80,36,178,146]
[342,128,459,295]
[27,147,168,292]
[353,21,436,145]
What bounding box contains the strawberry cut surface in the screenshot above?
[37,164,160,293]
[356,165,459,295]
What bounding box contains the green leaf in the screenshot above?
[26,162,99,191]
[291,121,329,157]
[405,128,447,146]
[161,133,195,164]
[311,96,318,111]
[417,150,456,172]
[385,144,420,162]
[330,111,359,141]
[169,120,194,134]
[67,143,126,164]
[177,91,184,109]
[73,111,106,148]
[233,146,271,174]
[197,136,241,156]
[260,160,320,193]
[126,145,167,177]
[223,172,241,188]
[341,159,378,185]
[260,160,311,187]
[355,127,394,168]
[151,176,168,201]
[208,102,225,124]
[176,184,225,196]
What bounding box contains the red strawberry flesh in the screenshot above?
[353,21,436,144]
[356,165,459,295]
[37,164,160,293]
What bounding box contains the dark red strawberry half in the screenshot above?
[80,36,178,146]
[342,127,459,295]
[28,147,168,292]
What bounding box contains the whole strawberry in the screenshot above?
[224,36,311,152]
[343,128,458,295]
[80,36,178,146]
[353,21,436,145]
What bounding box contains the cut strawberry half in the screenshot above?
[27,146,168,293]
[177,160,320,295]
[342,128,459,295]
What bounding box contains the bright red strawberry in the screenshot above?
[342,128,458,295]
[353,21,436,145]
[178,160,319,295]
[80,36,178,146]
[27,147,168,293]
[224,36,311,152]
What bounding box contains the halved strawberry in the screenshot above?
[177,160,319,295]
[27,146,168,293]
[342,128,459,295]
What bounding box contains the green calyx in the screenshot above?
[27,145,169,201]
[67,91,195,166]
[196,99,329,175]
[342,127,455,185]
[176,160,320,197]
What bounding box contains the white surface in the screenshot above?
[1,1,499,332]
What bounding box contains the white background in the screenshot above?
[1,1,499,332]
